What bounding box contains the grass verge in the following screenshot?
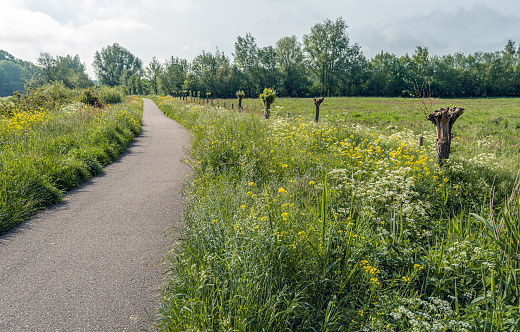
[152,96,520,331]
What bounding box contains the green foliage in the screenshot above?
[1,82,76,114]
[78,86,125,107]
[80,88,99,107]
[303,17,361,97]
[0,50,39,97]
[97,85,125,104]
[36,53,93,89]
[259,87,276,106]
[235,90,245,98]
[93,43,143,87]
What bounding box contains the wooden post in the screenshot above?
[314,97,325,122]
[418,136,424,147]
[427,106,464,165]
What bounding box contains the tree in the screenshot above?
[189,50,229,97]
[145,57,162,95]
[37,53,93,89]
[0,50,38,96]
[259,87,276,119]
[303,17,360,96]
[0,60,24,96]
[275,35,308,97]
[259,46,278,90]
[158,57,189,95]
[234,33,261,97]
[93,43,143,87]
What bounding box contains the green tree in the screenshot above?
[93,43,143,87]
[158,57,189,95]
[145,56,162,95]
[303,17,360,96]
[259,46,278,91]
[275,35,308,97]
[0,60,24,96]
[37,53,93,89]
[233,33,261,97]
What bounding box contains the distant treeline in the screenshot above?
[1,17,519,98]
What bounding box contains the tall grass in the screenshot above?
[0,96,142,233]
[153,96,519,331]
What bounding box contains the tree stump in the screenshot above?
[427,106,464,165]
[314,97,325,122]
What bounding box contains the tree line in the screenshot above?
[1,17,520,98]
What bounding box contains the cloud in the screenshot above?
[0,1,153,76]
[356,4,520,58]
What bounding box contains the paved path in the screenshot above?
[0,99,190,331]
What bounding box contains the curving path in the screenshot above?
[0,99,190,331]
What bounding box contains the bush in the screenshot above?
[80,88,99,107]
[98,86,125,104]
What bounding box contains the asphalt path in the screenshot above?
[0,99,190,331]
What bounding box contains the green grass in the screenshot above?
[0,97,142,234]
[152,96,520,331]
[201,96,520,170]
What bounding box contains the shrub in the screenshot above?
[98,85,125,104]
[80,88,99,107]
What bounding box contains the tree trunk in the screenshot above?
[427,106,464,165]
[238,97,243,112]
[264,100,271,119]
[314,97,324,122]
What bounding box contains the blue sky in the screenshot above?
[1,0,519,78]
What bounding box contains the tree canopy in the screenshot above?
[93,43,143,87]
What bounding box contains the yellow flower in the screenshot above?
[248,182,256,186]
[278,187,288,194]
[309,181,315,185]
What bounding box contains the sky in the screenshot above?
[1,0,519,78]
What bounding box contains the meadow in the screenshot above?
[153,96,520,331]
[0,88,142,233]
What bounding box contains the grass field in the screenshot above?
[0,96,142,234]
[153,96,520,331]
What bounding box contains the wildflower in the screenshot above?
[309,181,315,185]
[240,205,246,210]
[278,187,288,194]
[248,182,256,186]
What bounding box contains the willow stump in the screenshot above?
[427,106,464,165]
[314,97,324,122]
